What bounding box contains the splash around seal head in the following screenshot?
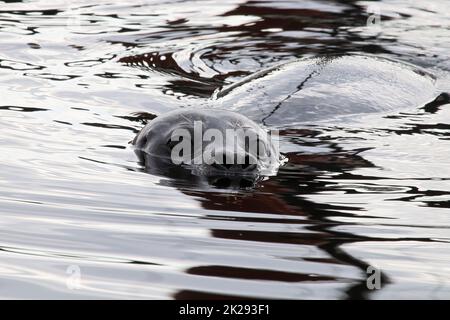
[132,108,284,183]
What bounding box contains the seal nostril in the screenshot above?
[213,177,231,188]
[239,178,253,188]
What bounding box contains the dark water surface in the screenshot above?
[0,0,449,299]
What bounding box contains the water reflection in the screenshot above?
[163,128,385,299]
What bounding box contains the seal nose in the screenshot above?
[210,177,255,189]
[210,150,257,171]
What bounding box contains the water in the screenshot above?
[0,0,449,299]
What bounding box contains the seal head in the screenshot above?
[133,109,282,182]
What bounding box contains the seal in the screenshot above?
[130,54,449,184]
[133,108,282,182]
